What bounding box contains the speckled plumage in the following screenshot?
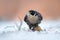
[24,10,43,31]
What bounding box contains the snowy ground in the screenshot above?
[0,20,60,40]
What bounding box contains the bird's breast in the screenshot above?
[28,15,38,24]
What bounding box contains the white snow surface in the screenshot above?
[0,20,60,40]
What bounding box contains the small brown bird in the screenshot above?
[24,10,43,32]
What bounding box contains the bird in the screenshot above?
[24,10,43,31]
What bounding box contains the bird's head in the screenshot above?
[26,10,43,21]
[27,10,38,16]
[29,10,38,16]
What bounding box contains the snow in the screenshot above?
[0,20,60,40]
[0,31,60,40]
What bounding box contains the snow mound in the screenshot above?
[0,20,60,40]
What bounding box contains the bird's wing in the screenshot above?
[24,15,30,25]
[24,15,27,22]
[37,13,43,24]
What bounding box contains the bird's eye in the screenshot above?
[29,10,36,15]
[30,12,34,15]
